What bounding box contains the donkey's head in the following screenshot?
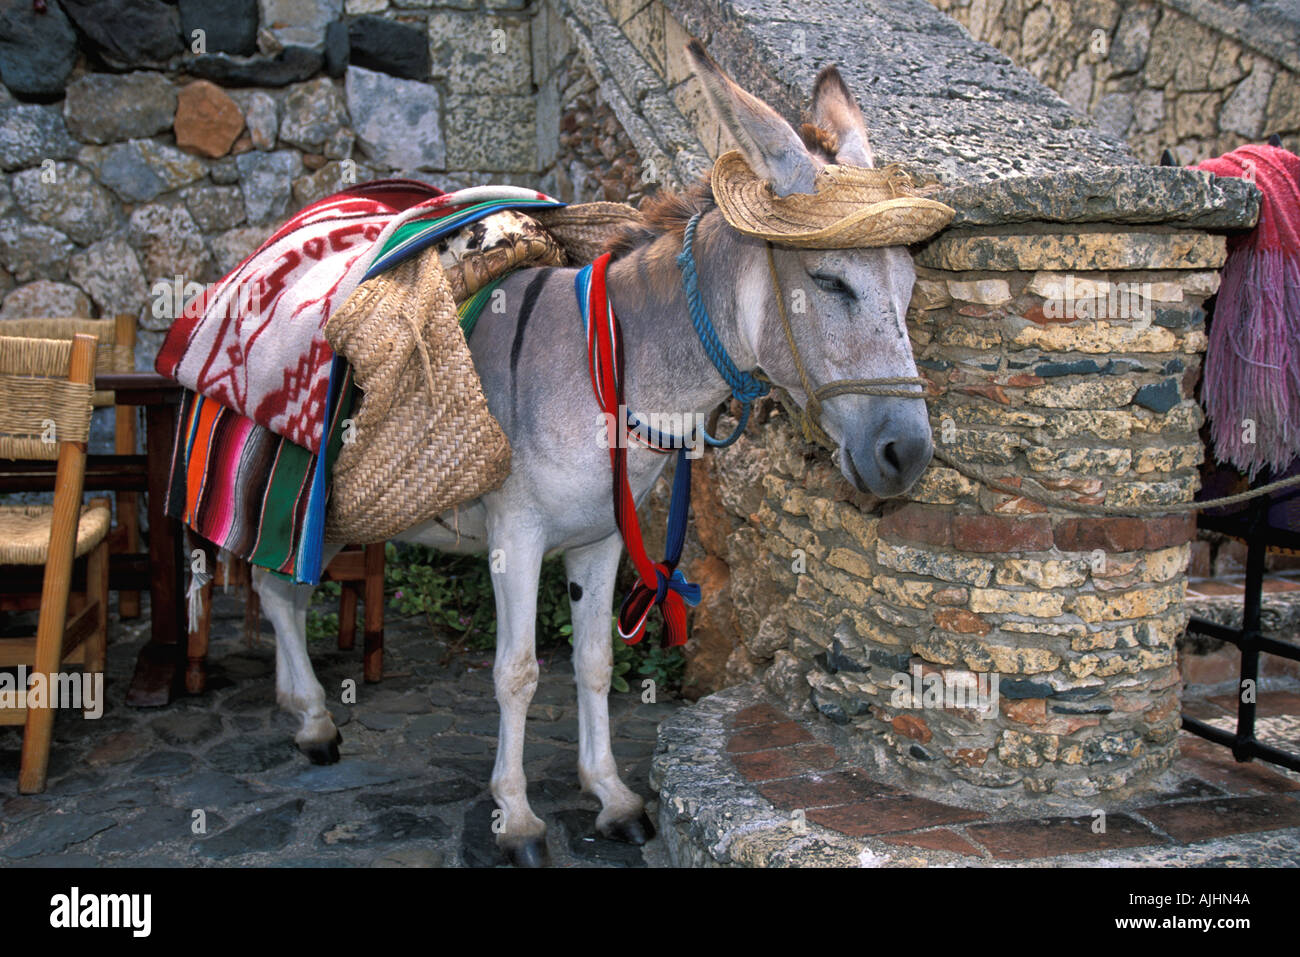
[687,42,933,497]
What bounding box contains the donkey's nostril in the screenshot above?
[874,430,931,485]
[881,440,903,474]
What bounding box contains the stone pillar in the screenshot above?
[761,223,1226,806]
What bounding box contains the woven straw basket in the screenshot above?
[534,202,642,262]
[323,249,511,544]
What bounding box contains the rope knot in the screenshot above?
[652,564,701,607]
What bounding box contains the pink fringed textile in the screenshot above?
[1193,144,1300,479]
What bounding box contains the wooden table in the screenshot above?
[101,373,187,707]
[1,373,189,706]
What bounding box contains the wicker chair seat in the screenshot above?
[0,503,110,565]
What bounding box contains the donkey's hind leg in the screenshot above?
[487,519,549,866]
[565,533,653,845]
[253,551,343,764]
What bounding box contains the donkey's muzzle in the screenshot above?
[843,399,932,498]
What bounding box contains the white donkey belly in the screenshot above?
[396,500,491,554]
[394,442,670,558]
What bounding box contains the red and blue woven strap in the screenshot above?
[576,254,700,647]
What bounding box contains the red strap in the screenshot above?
[587,255,688,647]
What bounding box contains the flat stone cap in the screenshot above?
[930,167,1262,230]
[667,0,1261,229]
[668,0,1136,183]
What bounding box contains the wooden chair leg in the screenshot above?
[18,333,94,794]
[19,669,58,792]
[362,542,384,683]
[338,583,358,650]
[20,482,85,792]
[116,493,141,619]
[185,576,213,695]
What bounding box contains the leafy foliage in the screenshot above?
[385,543,500,648]
[306,579,344,642]
[302,541,686,693]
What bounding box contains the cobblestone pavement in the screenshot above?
[0,592,679,867]
[8,591,1300,868]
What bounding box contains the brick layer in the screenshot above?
[717,700,1300,863]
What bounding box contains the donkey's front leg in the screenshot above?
[565,533,654,845]
[253,556,342,764]
[487,520,548,867]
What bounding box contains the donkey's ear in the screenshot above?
[686,39,817,197]
[811,66,874,168]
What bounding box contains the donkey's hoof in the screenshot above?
[299,734,341,765]
[600,811,655,845]
[502,837,549,868]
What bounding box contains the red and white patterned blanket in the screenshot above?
[156,180,558,454]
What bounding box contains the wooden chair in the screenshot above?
[185,543,386,693]
[1,316,141,617]
[0,334,110,793]
[322,543,385,683]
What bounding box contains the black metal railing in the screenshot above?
[1183,470,1300,772]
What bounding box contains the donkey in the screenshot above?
[252,42,934,866]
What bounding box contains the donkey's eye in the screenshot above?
[810,273,854,298]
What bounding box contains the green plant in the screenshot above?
[306,579,344,642]
[386,542,499,649]
[379,541,686,694]
[382,542,574,653]
[637,641,687,691]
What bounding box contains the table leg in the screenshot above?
[126,401,187,707]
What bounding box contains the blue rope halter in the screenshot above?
[676,211,770,447]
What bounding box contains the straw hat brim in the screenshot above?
[711,150,954,248]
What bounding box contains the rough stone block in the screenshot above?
[63,72,177,145]
[346,66,446,171]
[916,231,1227,272]
[875,540,995,587]
[444,94,534,172]
[428,11,532,95]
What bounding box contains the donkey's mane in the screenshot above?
[604,178,716,260]
[604,123,839,259]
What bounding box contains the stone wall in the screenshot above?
[533,1,650,205]
[536,0,713,201]
[719,225,1227,805]
[928,0,1300,164]
[0,0,539,386]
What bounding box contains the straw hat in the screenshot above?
[711,150,954,248]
